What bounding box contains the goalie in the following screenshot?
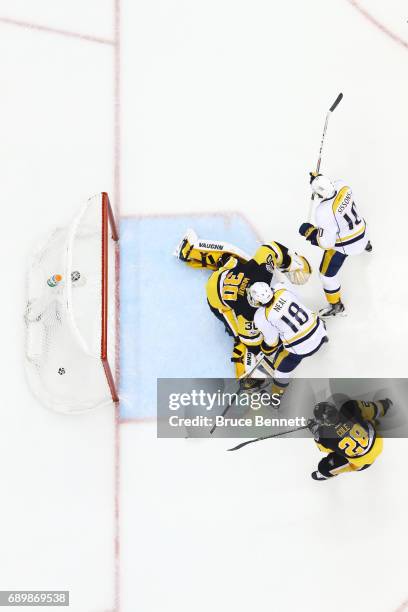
[174,229,311,380]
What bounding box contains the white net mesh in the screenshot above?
[25,194,118,414]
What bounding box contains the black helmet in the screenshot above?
[313,402,339,426]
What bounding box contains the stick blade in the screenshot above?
[329,92,343,112]
[227,440,250,451]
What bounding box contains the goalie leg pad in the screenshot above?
[174,229,198,260]
[231,343,261,378]
[174,228,251,270]
[175,229,223,269]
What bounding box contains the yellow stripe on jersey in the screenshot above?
[335,223,366,245]
[331,187,350,214]
[273,348,290,370]
[265,289,286,317]
[284,315,318,345]
[261,338,280,355]
[221,308,239,338]
[320,249,336,275]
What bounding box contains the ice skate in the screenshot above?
[311,471,330,481]
[379,398,393,416]
[319,301,346,318]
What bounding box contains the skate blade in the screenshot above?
[320,311,347,319]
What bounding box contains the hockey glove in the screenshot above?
[307,418,319,436]
[299,222,319,246]
[309,171,320,184]
[281,252,312,285]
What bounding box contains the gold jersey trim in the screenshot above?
[331,186,350,215]
[284,315,318,345]
[265,288,286,317]
[335,223,366,245]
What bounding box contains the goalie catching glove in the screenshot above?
[281,252,312,285]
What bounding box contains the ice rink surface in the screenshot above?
[1,0,408,610]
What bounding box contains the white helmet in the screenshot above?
[310,174,336,199]
[247,282,274,307]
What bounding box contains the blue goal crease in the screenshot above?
[119,214,259,419]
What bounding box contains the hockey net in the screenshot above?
[25,193,119,414]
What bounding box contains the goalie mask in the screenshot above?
[310,174,336,200]
[247,282,274,308]
[313,402,340,426]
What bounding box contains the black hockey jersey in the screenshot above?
[314,400,379,460]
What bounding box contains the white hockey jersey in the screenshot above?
[254,284,326,356]
[315,180,368,255]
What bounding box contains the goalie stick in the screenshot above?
[307,92,343,222]
[209,353,268,435]
[227,423,311,451]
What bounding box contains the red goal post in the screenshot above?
[101,192,119,404]
[25,192,120,414]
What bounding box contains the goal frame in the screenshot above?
[101,192,120,404]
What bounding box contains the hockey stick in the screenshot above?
[307,92,343,222]
[209,353,267,435]
[227,423,311,451]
